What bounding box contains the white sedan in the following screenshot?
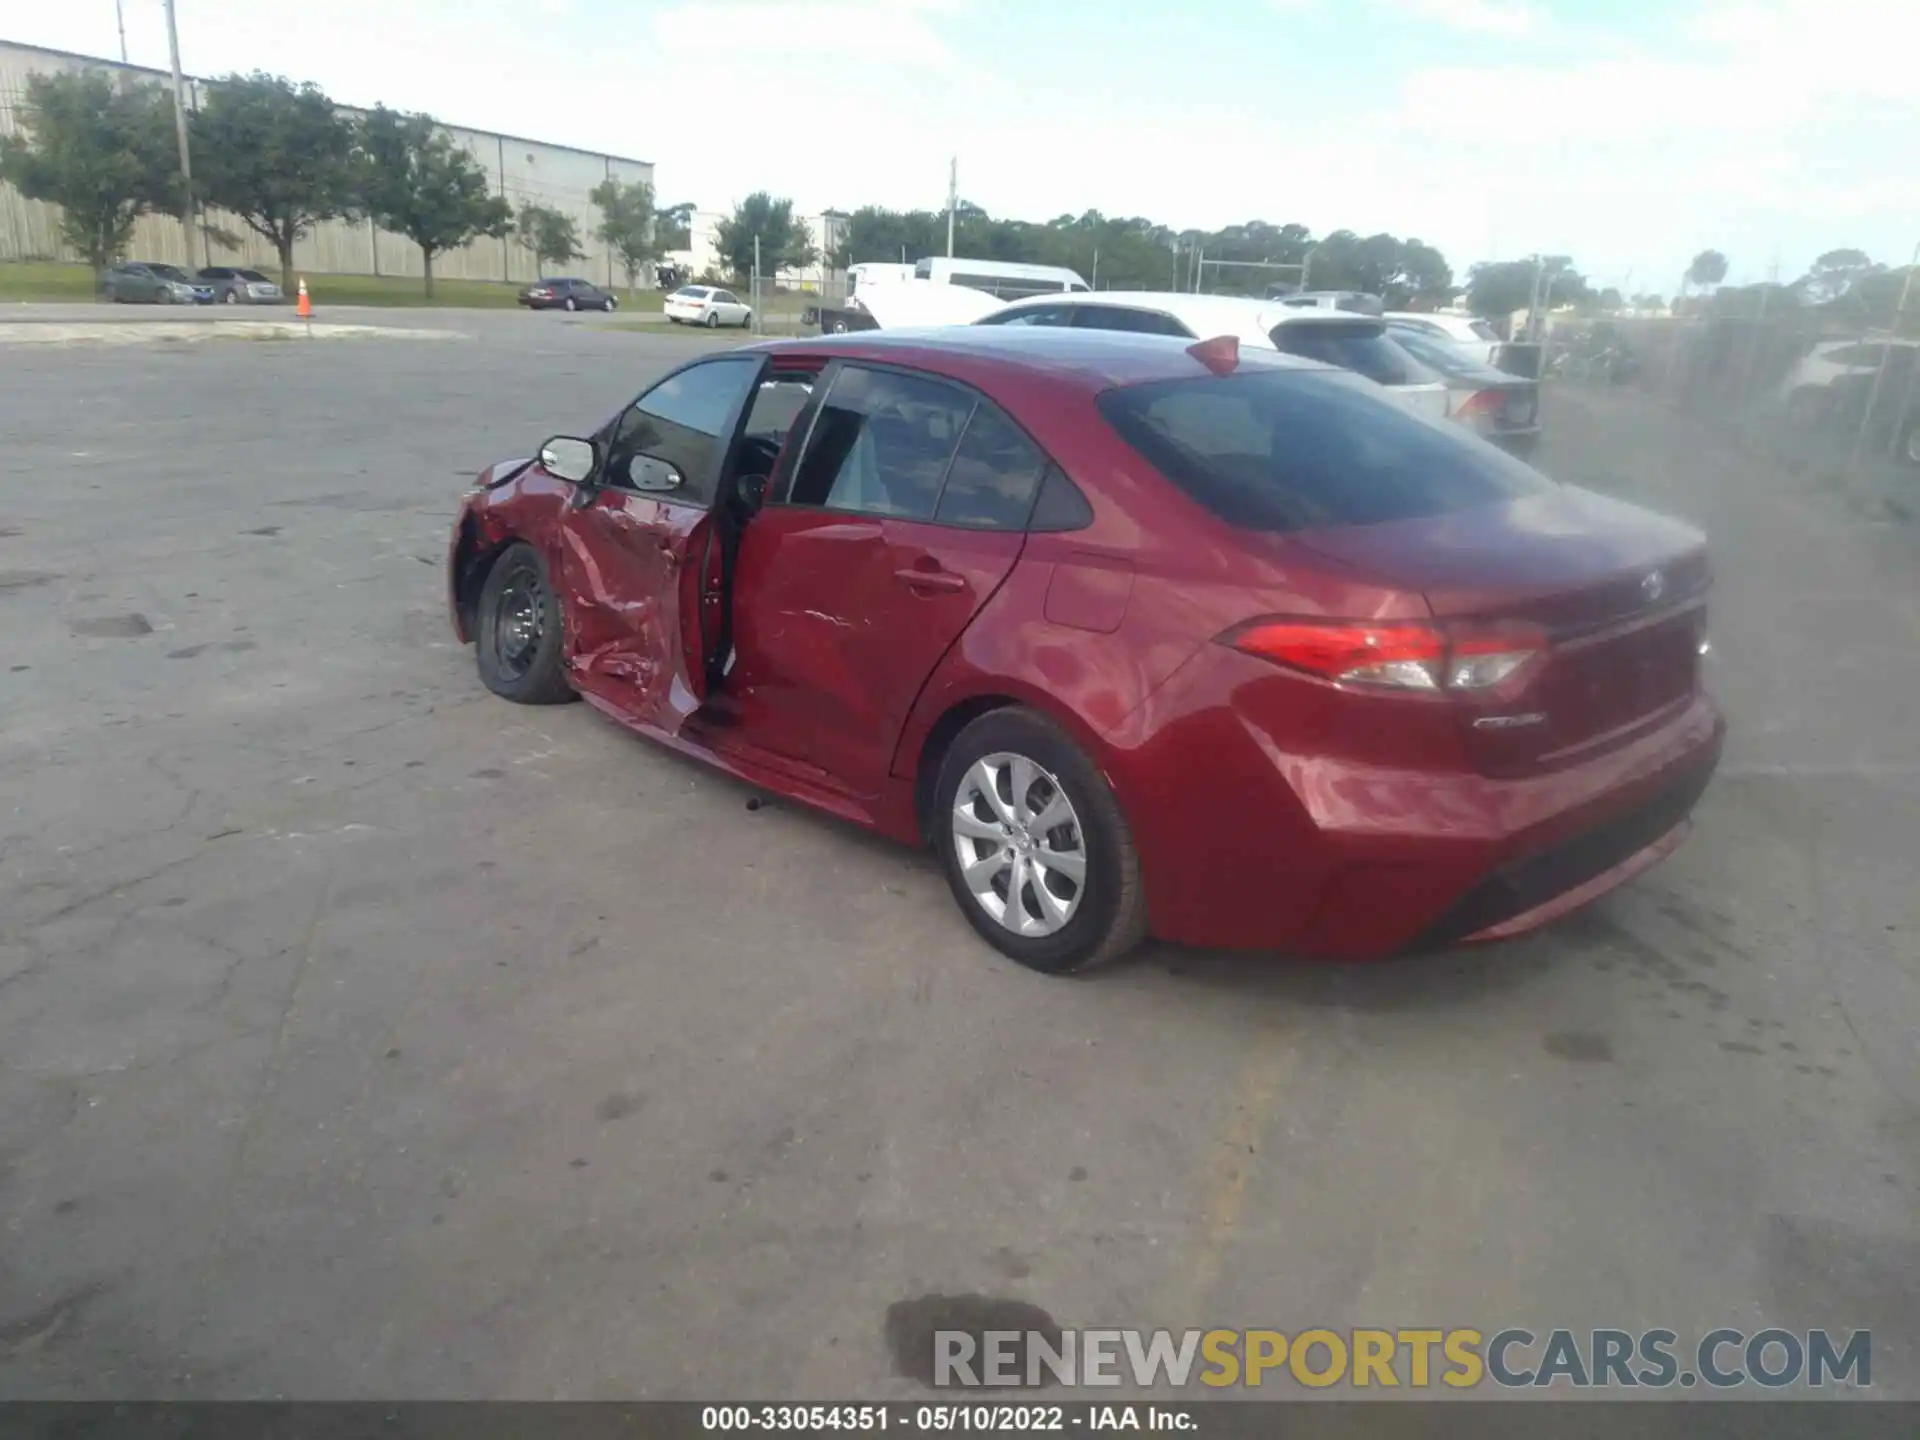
[663,284,752,329]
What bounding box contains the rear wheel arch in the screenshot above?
[909,689,1124,846]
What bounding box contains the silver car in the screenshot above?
[196,266,285,305]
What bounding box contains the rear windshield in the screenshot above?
[236,269,270,282]
[675,286,711,299]
[1470,320,1500,342]
[150,264,192,281]
[1387,326,1512,382]
[1269,322,1430,386]
[1097,368,1551,532]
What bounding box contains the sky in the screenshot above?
[4,0,1915,294]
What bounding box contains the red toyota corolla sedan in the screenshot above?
[448,327,1723,973]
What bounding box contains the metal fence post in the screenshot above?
[1848,242,1918,478]
[752,235,762,337]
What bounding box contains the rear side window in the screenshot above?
[1097,369,1550,532]
[787,366,973,519]
[1270,323,1429,386]
[934,405,1046,529]
[1072,306,1191,337]
[977,304,1073,327]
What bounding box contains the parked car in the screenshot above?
[1384,310,1504,367]
[196,266,284,304]
[663,284,752,328]
[518,277,619,312]
[449,327,1722,972]
[975,291,1450,419]
[1270,290,1385,316]
[103,262,215,305]
[1386,321,1543,455]
[1779,338,1920,424]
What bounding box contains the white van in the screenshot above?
[912,257,1090,300]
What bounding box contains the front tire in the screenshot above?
[474,543,575,705]
[934,708,1147,974]
[222,289,238,305]
[604,296,617,311]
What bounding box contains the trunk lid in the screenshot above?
[1294,486,1710,774]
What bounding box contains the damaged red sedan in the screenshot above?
[449,327,1723,972]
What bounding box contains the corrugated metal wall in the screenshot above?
[0,41,652,285]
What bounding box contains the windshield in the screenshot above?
[1098,367,1549,531]
[1268,322,1433,386]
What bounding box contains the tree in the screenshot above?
[657,202,696,251]
[1595,287,1624,313]
[714,192,816,281]
[1801,247,1879,304]
[516,203,582,276]
[192,72,360,292]
[1465,260,1543,319]
[0,71,181,282]
[1630,292,1667,313]
[359,108,510,297]
[589,177,660,293]
[1686,249,1729,290]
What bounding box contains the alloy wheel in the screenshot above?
[951,752,1087,937]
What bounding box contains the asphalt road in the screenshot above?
[1,315,1916,1402]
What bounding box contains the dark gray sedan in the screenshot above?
[103,262,215,305]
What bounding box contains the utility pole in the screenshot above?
[163,0,203,271]
[946,156,956,259]
[115,0,130,62]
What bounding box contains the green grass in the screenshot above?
[0,261,102,301]
[0,260,672,310]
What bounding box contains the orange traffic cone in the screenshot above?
[296,278,311,319]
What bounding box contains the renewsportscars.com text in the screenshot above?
[933,1327,1871,1390]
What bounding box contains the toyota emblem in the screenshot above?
[1640,569,1666,604]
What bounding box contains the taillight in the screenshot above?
[1453,389,1502,421]
[1226,619,1546,693]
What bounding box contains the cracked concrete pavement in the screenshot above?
[1,314,1917,1401]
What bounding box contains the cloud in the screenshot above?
[650,0,960,68]
[1379,0,1538,36]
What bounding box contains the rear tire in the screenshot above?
[474,543,575,705]
[222,289,238,305]
[934,707,1147,975]
[704,310,720,329]
[564,296,579,312]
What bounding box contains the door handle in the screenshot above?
[894,566,966,594]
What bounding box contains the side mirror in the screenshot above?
[538,436,597,484]
[627,454,685,493]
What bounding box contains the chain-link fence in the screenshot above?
[1531,281,1920,504]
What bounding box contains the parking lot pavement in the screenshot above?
[2,319,1917,1400]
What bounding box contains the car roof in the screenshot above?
[752,324,1333,392]
[986,290,1386,346]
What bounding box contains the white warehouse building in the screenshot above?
[0,39,653,287]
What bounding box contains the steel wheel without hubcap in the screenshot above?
[490,565,546,681]
[952,752,1088,937]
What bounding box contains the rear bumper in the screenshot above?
[1299,699,1724,958]
[1110,643,1725,958]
